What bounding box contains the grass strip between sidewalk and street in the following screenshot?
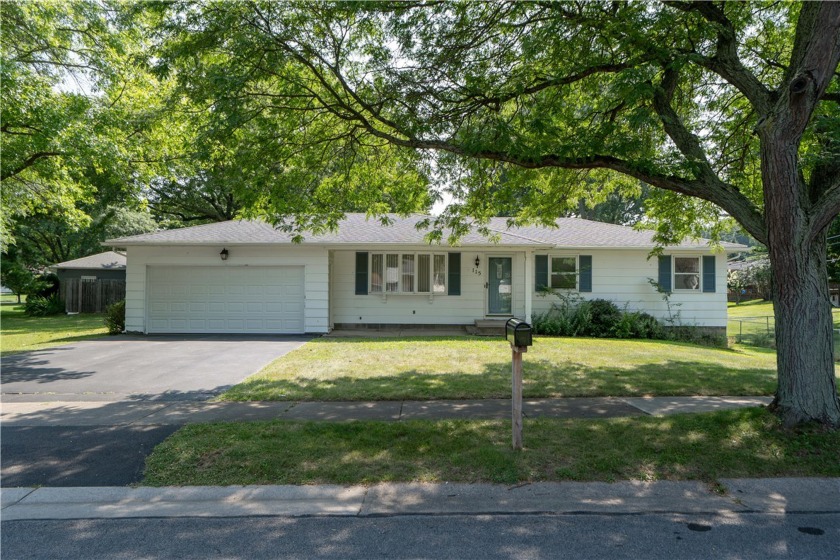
[143,407,840,487]
[219,337,799,402]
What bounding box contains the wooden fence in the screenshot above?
[63,278,126,313]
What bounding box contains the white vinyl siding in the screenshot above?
[531,250,728,327]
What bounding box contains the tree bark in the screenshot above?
[763,143,840,427]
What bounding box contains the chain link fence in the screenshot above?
[728,315,840,360]
[728,316,776,347]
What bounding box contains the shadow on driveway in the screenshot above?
[1,424,180,487]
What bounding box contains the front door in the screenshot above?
[487,257,512,315]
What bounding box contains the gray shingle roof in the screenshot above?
[105,214,745,250]
[52,251,126,270]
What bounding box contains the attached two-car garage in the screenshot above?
[146,266,305,334]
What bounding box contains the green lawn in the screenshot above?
[727,298,840,350]
[143,407,840,486]
[0,298,107,355]
[727,299,775,342]
[221,336,793,402]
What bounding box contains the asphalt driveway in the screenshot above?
[0,335,311,402]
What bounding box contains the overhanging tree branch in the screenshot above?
[667,1,774,114]
[1,151,64,181]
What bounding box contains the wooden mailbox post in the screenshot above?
[505,318,533,450]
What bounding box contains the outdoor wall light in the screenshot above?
[475,256,481,268]
[220,248,229,261]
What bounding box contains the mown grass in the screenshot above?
[220,336,789,401]
[0,299,107,355]
[727,298,840,352]
[143,407,840,486]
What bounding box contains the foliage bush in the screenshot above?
[104,300,126,335]
[23,294,65,317]
[532,294,665,341]
[34,273,60,298]
[584,299,623,337]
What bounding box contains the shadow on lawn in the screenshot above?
[224,359,779,401]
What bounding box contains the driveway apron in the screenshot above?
[1,335,310,487]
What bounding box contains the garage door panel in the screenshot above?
[227,302,245,313]
[285,302,304,313]
[147,266,305,334]
[208,302,225,313]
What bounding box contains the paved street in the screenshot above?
[3,512,838,559]
[0,335,310,401]
[3,478,839,559]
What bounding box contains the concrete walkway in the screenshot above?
[2,478,838,521]
[1,396,773,426]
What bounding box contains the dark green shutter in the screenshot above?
[535,255,548,290]
[355,252,368,295]
[702,255,716,293]
[658,256,672,293]
[448,253,461,295]
[579,255,592,292]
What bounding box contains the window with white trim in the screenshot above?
[674,256,700,290]
[550,256,577,289]
[370,252,447,294]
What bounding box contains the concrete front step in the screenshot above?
[471,318,509,336]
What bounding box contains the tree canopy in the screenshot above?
[148,0,840,426]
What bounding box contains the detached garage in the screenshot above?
[146,266,305,334]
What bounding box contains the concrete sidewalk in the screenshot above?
[2,478,838,521]
[1,396,773,426]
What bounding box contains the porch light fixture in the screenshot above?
[220,248,229,261]
[475,256,481,268]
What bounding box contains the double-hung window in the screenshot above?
[550,256,577,289]
[370,252,447,294]
[674,256,700,290]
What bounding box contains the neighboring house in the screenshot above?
[105,214,744,336]
[51,251,127,313]
[726,257,770,302]
[51,251,127,284]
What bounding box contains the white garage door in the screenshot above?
[147,266,305,334]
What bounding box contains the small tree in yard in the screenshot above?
[152,2,839,427]
[0,258,41,304]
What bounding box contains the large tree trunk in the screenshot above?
[763,137,840,427]
[768,231,840,427]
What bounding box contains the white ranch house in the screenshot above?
[106,214,742,336]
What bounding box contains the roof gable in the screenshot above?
[52,251,126,270]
